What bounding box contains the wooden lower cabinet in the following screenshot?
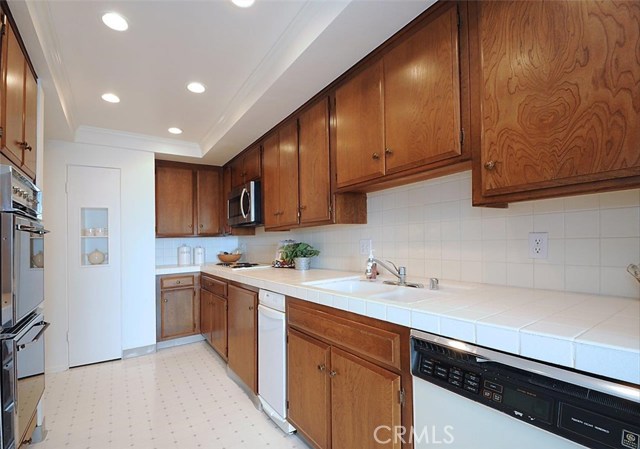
[157,274,199,341]
[201,275,229,359]
[287,298,410,449]
[227,284,257,392]
[287,329,331,449]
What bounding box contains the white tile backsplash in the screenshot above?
[155,236,239,266]
[238,171,640,299]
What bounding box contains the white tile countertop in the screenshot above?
[156,264,640,385]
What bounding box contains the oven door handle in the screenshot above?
[16,224,50,235]
[17,321,50,351]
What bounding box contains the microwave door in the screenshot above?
[240,187,250,219]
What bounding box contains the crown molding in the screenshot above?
[75,126,202,157]
[23,0,77,133]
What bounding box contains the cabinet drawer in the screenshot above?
[201,275,227,297]
[288,301,401,370]
[160,275,195,289]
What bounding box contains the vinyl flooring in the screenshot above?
[34,342,310,449]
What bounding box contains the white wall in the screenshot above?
[240,170,640,299]
[43,140,156,372]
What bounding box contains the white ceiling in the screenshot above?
[10,0,434,165]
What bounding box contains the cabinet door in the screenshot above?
[227,285,257,392]
[262,132,280,229]
[196,168,221,235]
[21,67,37,179]
[277,120,299,228]
[211,294,228,360]
[229,157,244,189]
[200,289,213,344]
[335,60,385,188]
[287,328,331,449]
[3,22,25,167]
[331,347,401,449]
[155,166,194,236]
[299,98,331,225]
[161,287,196,340]
[242,144,262,183]
[384,3,461,174]
[477,1,640,198]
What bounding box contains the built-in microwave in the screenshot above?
[228,181,261,227]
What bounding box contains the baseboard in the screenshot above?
[122,344,157,359]
[156,334,204,350]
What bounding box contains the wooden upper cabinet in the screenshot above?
[155,162,222,237]
[384,3,461,175]
[156,165,195,236]
[196,168,221,235]
[1,16,38,181]
[472,1,640,204]
[262,121,299,230]
[230,144,262,188]
[335,2,468,191]
[299,97,331,225]
[335,59,385,188]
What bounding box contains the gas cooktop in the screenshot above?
[216,262,270,270]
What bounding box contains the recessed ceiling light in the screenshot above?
[187,82,206,94]
[101,93,120,103]
[232,0,255,8]
[168,127,183,135]
[102,12,128,31]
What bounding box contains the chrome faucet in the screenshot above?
[365,256,424,288]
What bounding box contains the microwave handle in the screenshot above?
[240,187,250,219]
[16,224,50,235]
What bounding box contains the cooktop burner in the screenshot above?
[216,262,263,269]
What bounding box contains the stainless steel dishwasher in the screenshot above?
[410,330,639,449]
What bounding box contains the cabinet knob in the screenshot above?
[328,370,338,378]
[249,305,254,311]
[199,224,204,228]
[299,205,306,210]
[372,152,380,160]
[484,160,497,171]
[317,364,326,372]
[176,280,181,284]
[163,298,168,303]
[385,148,393,155]
[187,224,193,229]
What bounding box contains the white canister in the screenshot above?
[194,246,205,265]
[178,245,192,266]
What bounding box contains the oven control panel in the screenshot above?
[0,165,41,219]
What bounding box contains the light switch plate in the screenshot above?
[528,232,548,259]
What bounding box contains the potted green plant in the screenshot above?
[280,242,320,271]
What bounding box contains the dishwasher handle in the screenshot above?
[257,304,284,320]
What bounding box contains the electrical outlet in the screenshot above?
[528,232,548,259]
[359,239,372,256]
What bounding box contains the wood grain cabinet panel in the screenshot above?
[472,0,640,204]
[196,168,221,235]
[230,144,262,189]
[335,59,385,188]
[287,328,331,449]
[335,2,467,191]
[210,294,228,360]
[200,289,213,344]
[331,347,402,449]
[155,165,195,236]
[298,97,332,225]
[1,15,38,181]
[262,120,299,230]
[384,4,461,174]
[227,284,257,392]
[160,287,197,340]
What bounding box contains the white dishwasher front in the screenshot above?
[258,289,295,434]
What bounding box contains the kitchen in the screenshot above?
[0,0,638,449]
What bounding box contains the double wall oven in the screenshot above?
[0,165,49,449]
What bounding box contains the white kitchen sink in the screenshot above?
[304,278,399,295]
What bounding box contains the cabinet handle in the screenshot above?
[372,152,380,160]
[249,305,254,311]
[176,280,181,284]
[163,298,168,303]
[199,224,204,229]
[299,205,306,210]
[484,160,496,171]
[188,224,193,229]
[317,364,326,372]
[25,145,33,152]
[385,148,393,155]
[328,370,337,378]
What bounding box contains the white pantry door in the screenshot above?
[67,165,122,367]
